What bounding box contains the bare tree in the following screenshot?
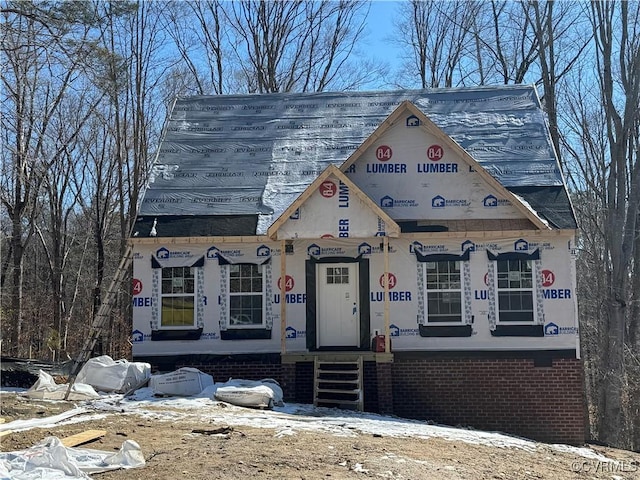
[224,0,372,93]
[589,0,640,449]
[33,90,103,360]
[146,1,384,98]
[484,1,542,84]
[0,0,165,358]
[394,0,480,88]
[394,0,588,157]
[86,0,169,355]
[561,66,612,442]
[161,0,228,95]
[562,1,640,449]
[74,107,124,358]
[530,1,591,167]
[0,1,100,355]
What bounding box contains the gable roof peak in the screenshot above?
[339,101,551,230]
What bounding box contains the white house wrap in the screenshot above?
[128,86,583,445]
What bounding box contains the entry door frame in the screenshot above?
[305,256,370,351]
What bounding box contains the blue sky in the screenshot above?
[364,1,406,88]
[367,1,399,44]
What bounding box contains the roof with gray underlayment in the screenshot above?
[134,85,576,237]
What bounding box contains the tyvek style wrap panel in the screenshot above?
[346,117,528,221]
[140,86,563,233]
[276,173,389,240]
[131,234,579,357]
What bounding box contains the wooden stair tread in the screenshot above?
[316,388,361,394]
[314,355,363,411]
[318,369,358,375]
[316,399,362,405]
[316,379,359,384]
[316,361,361,366]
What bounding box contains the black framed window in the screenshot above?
[496,259,534,322]
[161,267,196,327]
[425,261,462,323]
[229,263,265,328]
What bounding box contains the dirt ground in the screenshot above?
[1,392,639,480]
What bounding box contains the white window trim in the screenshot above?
[492,259,538,325]
[159,266,198,330]
[422,261,467,326]
[227,263,267,329]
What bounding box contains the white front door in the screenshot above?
[316,263,359,347]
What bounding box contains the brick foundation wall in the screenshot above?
[375,362,394,415]
[363,362,379,412]
[160,351,585,445]
[391,356,585,445]
[294,361,314,403]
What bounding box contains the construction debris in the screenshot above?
[0,436,145,479]
[149,367,213,397]
[61,429,107,447]
[213,379,284,409]
[23,370,99,401]
[75,355,150,394]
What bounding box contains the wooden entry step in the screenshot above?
[313,356,363,411]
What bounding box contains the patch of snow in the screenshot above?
[549,444,612,462]
[56,413,111,427]
[107,392,607,460]
[1,388,616,464]
[352,462,369,473]
[101,390,601,459]
[0,407,89,433]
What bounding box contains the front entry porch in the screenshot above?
[281,351,394,414]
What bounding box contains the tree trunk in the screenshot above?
[631,227,640,450]
[600,300,626,446]
[9,215,24,356]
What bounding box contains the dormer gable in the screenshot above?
[268,165,400,240]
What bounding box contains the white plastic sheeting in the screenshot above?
[213,379,284,409]
[140,86,563,229]
[0,407,89,434]
[145,370,283,407]
[149,367,214,396]
[0,436,145,480]
[75,355,151,393]
[23,371,100,401]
